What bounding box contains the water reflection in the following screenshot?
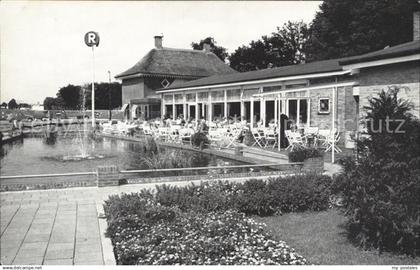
[1,133,241,176]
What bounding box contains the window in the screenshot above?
[318,98,330,114]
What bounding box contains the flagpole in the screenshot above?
[91,46,95,128]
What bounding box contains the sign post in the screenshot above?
[84,31,100,127]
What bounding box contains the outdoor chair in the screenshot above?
[285,130,304,151]
[318,128,337,147]
[208,129,224,148]
[324,132,342,153]
[264,128,277,148]
[251,128,266,148]
[223,128,242,148]
[179,128,194,144]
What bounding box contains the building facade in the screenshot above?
[157,40,420,149]
[115,36,236,120]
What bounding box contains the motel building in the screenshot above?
[115,36,237,120]
[157,39,420,149]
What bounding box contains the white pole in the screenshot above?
[250,97,254,128]
[274,97,278,125]
[224,90,227,118]
[91,46,95,127]
[332,86,336,163]
[277,95,281,151]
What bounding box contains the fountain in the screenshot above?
[61,88,105,161]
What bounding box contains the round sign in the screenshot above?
[84,31,100,47]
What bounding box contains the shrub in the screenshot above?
[104,193,308,265]
[288,147,323,162]
[191,132,209,148]
[334,88,420,255]
[267,174,332,213]
[154,175,332,216]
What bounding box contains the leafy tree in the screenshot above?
[191,37,229,62]
[82,82,122,110]
[43,97,64,110]
[18,103,32,109]
[333,87,420,255]
[57,84,82,109]
[305,0,419,61]
[1,102,7,108]
[7,99,18,109]
[229,21,308,72]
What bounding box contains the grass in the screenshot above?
[254,209,420,265]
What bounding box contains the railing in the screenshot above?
[0,162,303,187]
[0,171,97,180]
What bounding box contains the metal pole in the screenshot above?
[108,70,112,120]
[332,86,336,163]
[91,46,95,127]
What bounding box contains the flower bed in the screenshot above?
[104,192,307,265]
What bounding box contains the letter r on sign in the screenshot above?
[88,33,96,44]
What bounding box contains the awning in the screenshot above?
[120,104,129,112]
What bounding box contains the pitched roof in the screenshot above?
[159,58,345,91]
[339,40,420,65]
[115,48,237,79]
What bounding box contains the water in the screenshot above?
[0,133,242,177]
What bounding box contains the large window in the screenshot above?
[288,99,308,126]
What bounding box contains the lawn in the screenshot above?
[254,209,420,265]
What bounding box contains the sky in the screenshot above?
[0,1,321,104]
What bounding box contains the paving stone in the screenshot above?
[76,236,101,246]
[17,248,45,258]
[43,258,73,265]
[74,251,103,264]
[45,248,74,260]
[75,243,102,253]
[74,259,103,265]
[49,234,75,243]
[27,224,53,234]
[12,255,43,265]
[24,233,51,243]
[0,246,19,264]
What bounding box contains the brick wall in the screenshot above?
[357,61,420,118]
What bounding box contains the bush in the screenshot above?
[333,88,420,255]
[191,132,209,148]
[154,175,332,216]
[104,193,308,265]
[288,147,323,162]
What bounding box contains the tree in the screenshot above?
[191,37,229,62]
[19,103,32,109]
[304,0,419,61]
[333,87,420,255]
[57,84,82,109]
[1,102,7,108]
[82,82,122,110]
[8,99,18,109]
[229,21,308,72]
[43,97,64,110]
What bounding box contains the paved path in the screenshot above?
[0,168,341,266]
[0,179,244,265]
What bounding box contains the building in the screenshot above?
[157,39,420,149]
[115,36,237,120]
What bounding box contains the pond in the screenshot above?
[0,134,243,178]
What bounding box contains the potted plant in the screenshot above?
[289,147,324,172]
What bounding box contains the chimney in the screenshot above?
[414,11,420,41]
[203,42,211,53]
[154,35,163,49]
